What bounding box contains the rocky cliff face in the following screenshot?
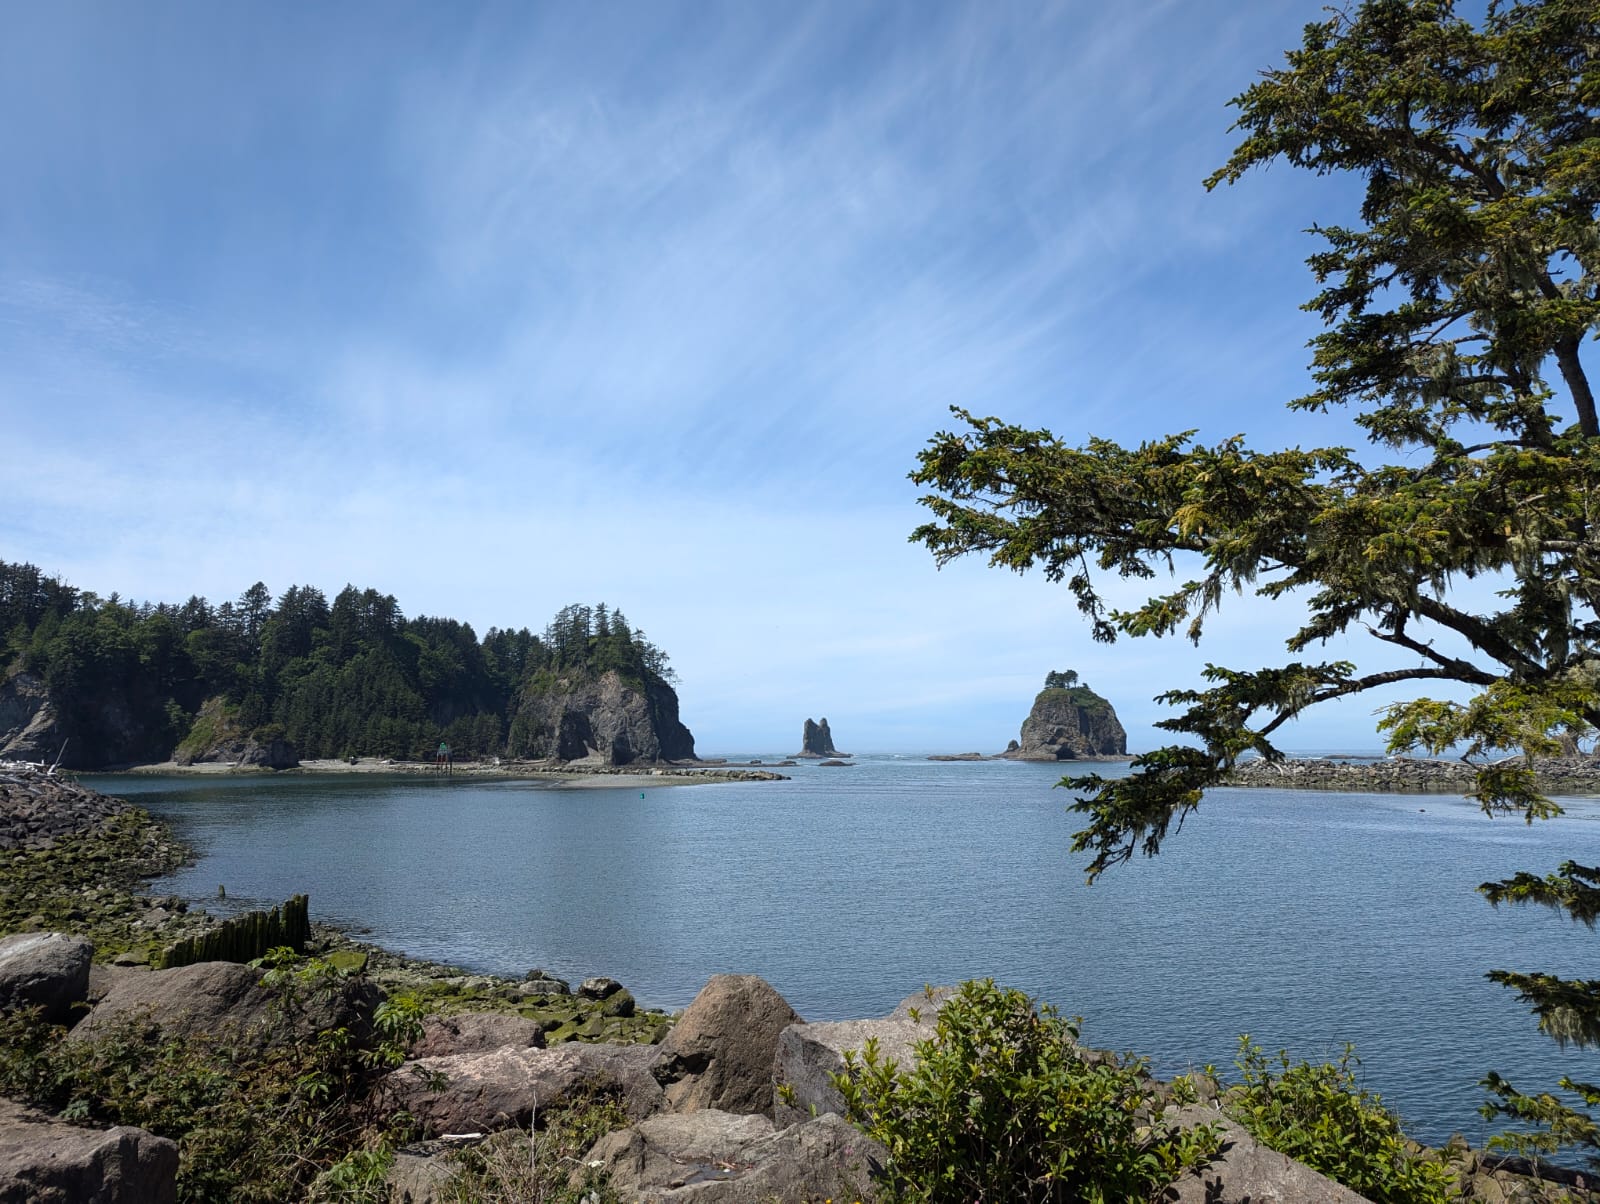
[0,671,60,763]
[0,666,171,769]
[510,669,695,765]
[795,717,845,758]
[1003,686,1126,760]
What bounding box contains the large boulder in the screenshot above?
[237,733,298,770]
[381,1041,664,1137]
[1162,1107,1370,1203]
[654,974,801,1117]
[773,988,950,1127]
[0,932,92,1023]
[0,1097,178,1203]
[69,960,378,1048]
[585,1109,883,1203]
[409,1012,546,1059]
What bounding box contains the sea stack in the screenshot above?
[796,717,847,758]
[1002,672,1126,760]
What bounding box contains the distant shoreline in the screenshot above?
[105,757,788,786]
[1225,754,1600,796]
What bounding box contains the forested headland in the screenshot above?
[0,559,690,768]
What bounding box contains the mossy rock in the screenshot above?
[600,988,635,1018]
[324,949,368,975]
[546,1021,579,1044]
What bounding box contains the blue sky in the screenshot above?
[1,1,1460,754]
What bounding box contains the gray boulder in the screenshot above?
[523,969,570,994]
[585,1109,883,1203]
[237,734,298,770]
[579,976,624,1000]
[381,1041,664,1137]
[69,960,378,1048]
[1162,1106,1370,1203]
[0,932,92,1023]
[384,1151,457,1204]
[410,1011,546,1059]
[0,1097,178,1203]
[773,987,952,1127]
[654,974,801,1117]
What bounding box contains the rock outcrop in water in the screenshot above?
[795,717,846,758]
[510,669,695,765]
[1002,676,1126,760]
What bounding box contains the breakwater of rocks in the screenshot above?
[1226,755,1600,796]
[0,761,147,852]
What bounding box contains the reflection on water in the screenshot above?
[88,758,1600,1147]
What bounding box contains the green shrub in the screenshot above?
[1223,1037,1453,1204]
[833,979,1219,1203]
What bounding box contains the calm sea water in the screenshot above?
[88,756,1600,1147]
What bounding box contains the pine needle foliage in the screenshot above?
[910,0,1600,1166]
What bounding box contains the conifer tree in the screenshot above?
[912,0,1600,1159]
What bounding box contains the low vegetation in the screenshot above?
[833,979,1221,1203]
[1208,1037,1454,1204]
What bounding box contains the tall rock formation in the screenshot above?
[509,669,695,765]
[795,718,846,758]
[1002,678,1126,760]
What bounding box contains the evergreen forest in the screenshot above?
[0,559,677,766]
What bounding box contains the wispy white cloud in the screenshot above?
[0,0,1424,753]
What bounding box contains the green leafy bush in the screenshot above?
[1223,1037,1453,1204]
[833,979,1218,1203]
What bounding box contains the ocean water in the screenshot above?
[89,755,1600,1147]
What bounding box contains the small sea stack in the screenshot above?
[794,717,848,759]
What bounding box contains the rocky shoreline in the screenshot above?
[114,755,789,785]
[2,765,1595,1201]
[1225,755,1600,796]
